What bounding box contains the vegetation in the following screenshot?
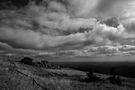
[0,56,135,90]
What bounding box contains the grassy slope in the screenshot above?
[0,58,135,90]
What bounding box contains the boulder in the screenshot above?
[20,57,33,65]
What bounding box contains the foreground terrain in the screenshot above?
[0,56,135,90]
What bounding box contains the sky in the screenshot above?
[1,0,135,57]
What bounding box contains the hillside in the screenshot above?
[0,56,135,90]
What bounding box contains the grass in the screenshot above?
[0,58,135,90]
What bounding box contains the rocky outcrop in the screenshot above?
[19,57,64,69]
[19,57,33,65]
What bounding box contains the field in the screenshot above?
[0,56,135,90]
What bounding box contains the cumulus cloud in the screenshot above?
[118,0,135,35]
[82,44,135,57]
[67,0,98,17]
[67,0,130,18]
[121,18,135,35]
[0,0,134,52]
[0,42,13,50]
[0,17,126,50]
[48,1,67,12]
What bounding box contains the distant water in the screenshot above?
[51,58,135,78]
